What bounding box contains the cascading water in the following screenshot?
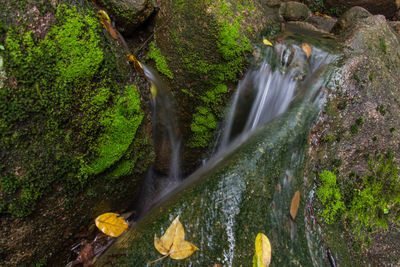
[131,64,182,218]
[96,29,340,266]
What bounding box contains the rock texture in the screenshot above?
[279,1,312,21]
[147,0,272,173]
[98,0,156,35]
[325,0,399,19]
[0,0,153,265]
[310,7,400,266]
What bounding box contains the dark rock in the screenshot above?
[262,0,282,7]
[331,6,372,35]
[389,21,400,34]
[307,15,337,32]
[148,0,269,173]
[279,1,312,21]
[0,0,153,265]
[325,0,399,19]
[98,0,156,35]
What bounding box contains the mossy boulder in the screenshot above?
[0,0,153,265]
[309,7,400,266]
[146,0,272,173]
[279,1,312,21]
[325,0,399,19]
[98,0,156,36]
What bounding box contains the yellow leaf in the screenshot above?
[254,233,271,267]
[151,216,198,264]
[290,190,301,220]
[302,43,312,59]
[98,10,111,26]
[263,38,273,46]
[150,83,157,99]
[95,213,128,237]
[126,53,144,75]
[170,240,199,259]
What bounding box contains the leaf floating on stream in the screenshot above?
[263,38,273,46]
[253,233,271,267]
[302,43,312,59]
[290,190,301,220]
[151,216,198,264]
[94,212,129,237]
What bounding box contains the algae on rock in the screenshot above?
[148,0,269,172]
[0,1,153,265]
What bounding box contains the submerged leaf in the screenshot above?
[151,216,198,264]
[290,190,301,220]
[253,233,271,267]
[263,38,273,46]
[150,82,157,99]
[95,213,128,237]
[302,43,312,58]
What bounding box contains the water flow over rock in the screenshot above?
[96,31,339,266]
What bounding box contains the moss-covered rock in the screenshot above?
[147,0,272,173]
[0,0,153,265]
[98,0,156,36]
[279,1,312,21]
[309,7,400,266]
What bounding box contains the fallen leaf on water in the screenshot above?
[150,82,157,99]
[126,53,144,75]
[290,190,300,220]
[263,38,273,46]
[315,12,332,18]
[94,213,128,237]
[150,216,198,264]
[253,233,271,267]
[302,43,312,58]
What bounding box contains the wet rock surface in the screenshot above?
[98,0,156,36]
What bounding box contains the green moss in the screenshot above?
[316,170,345,223]
[146,41,174,79]
[80,85,143,180]
[379,38,387,54]
[0,5,146,217]
[186,1,254,148]
[190,106,218,148]
[376,104,386,116]
[347,153,400,243]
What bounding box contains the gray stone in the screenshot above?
[98,0,156,35]
[307,15,337,33]
[279,1,312,21]
[389,21,400,35]
[263,0,282,7]
[331,6,372,35]
[326,0,399,19]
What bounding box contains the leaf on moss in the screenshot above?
[302,43,312,58]
[290,190,300,220]
[95,212,129,237]
[263,38,273,46]
[253,233,271,267]
[98,10,118,40]
[151,216,198,264]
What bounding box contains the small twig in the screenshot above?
[148,254,169,265]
